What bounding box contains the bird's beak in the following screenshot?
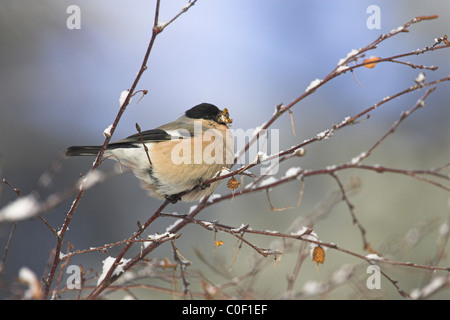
[218,108,233,126]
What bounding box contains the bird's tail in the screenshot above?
[66,145,102,157]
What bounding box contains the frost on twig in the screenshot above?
[3,12,449,300]
[97,256,131,286]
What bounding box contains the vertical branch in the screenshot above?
[84,0,199,299]
[43,0,164,299]
[285,241,309,298]
[329,172,371,252]
[30,10,448,300]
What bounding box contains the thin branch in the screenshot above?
[86,199,170,299]
[235,15,447,162]
[284,241,309,299]
[158,214,450,273]
[329,172,372,253]
[44,0,196,299]
[32,13,450,300]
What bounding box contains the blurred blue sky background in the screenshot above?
[0,1,449,299]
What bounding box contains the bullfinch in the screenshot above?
[66,103,234,203]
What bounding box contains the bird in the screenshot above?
[66,103,234,203]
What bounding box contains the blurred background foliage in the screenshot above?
[0,0,449,299]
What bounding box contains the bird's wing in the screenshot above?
[107,128,192,149]
[106,129,172,148]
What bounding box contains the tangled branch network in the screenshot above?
[1,3,450,300]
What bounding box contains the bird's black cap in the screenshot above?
[185,103,221,121]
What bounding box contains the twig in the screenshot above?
[44,0,197,299]
[171,240,192,297]
[35,13,450,299]
[235,15,447,163]
[135,123,152,165]
[329,172,372,252]
[158,213,450,274]
[354,87,437,164]
[2,178,22,197]
[285,241,309,298]
[87,199,170,299]
[0,222,16,274]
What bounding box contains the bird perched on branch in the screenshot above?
[66,103,234,203]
